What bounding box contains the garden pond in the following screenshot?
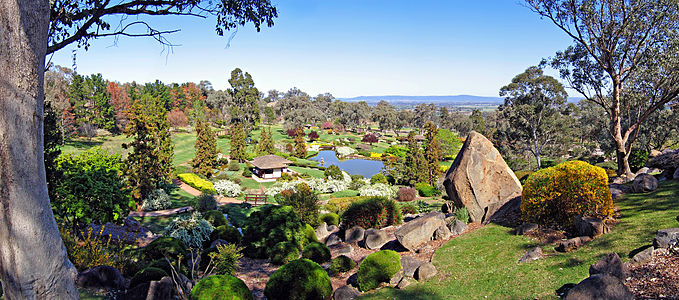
[309,150,384,178]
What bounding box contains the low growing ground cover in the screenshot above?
[362,181,679,299]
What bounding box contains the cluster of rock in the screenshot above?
[88,216,157,245]
[76,265,187,300]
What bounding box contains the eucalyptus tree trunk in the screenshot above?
[0,0,79,298]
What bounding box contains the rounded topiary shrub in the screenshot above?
[144,236,188,261]
[203,210,228,227]
[320,213,339,226]
[303,223,318,245]
[129,267,168,289]
[301,242,331,264]
[357,250,402,292]
[241,205,306,261]
[370,173,388,184]
[521,160,614,229]
[191,275,253,300]
[341,197,402,232]
[414,182,437,197]
[328,255,356,276]
[208,225,241,245]
[264,259,333,300]
[270,241,301,265]
[194,194,218,212]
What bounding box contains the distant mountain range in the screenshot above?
[340,95,504,105]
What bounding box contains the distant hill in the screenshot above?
[340,95,504,105]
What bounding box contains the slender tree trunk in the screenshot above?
[0,1,79,298]
[611,79,633,178]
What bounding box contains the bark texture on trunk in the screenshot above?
[0,0,79,298]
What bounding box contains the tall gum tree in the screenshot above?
[527,0,679,177]
[1,0,277,297]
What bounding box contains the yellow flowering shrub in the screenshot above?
[521,160,613,228]
[370,152,383,158]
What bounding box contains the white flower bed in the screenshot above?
[214,180,242,197]
[336,146,356,157]
[307,178,349,193]
[358,183,397,198]
[265,180,303,196]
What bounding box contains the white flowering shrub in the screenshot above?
[164,212,214,248]
[308,144,321,152]
[141,189,172,211]
[336,146,356,157]
[358,183,397,198]
[307,178,349,193]
[265,180,303,196]
[214,180,242,197]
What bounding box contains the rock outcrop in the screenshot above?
[632,173,658,193]
[565,274,633,300]
[394,212,446,251]
[443,131,523,223]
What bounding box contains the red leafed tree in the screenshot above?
[286,127,299,137]
[362,133,378,145]
[308,130,319,141]
[167,109,189,128]
[107,82,130,132]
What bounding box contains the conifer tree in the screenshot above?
[258,126,275,155]
[294,128,307,158]
[423,122,442,186]
[192,119,217,177]
[123,93,174,204]
[403,131,428,185]
[230,122,247,162]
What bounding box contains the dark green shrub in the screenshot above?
[129,267,167,288]
[455,207,470,224]
[228,160,241,171]
[270,241,300,265]
[208,225,241,245]
[324,165,343,180]
[303,223,318,244]
[370,173,388,184]
[320,213,339,226]
[194,194,217,212]
[242,168,253,177]
[328,255,356,276]
[209,244,244,275]
[301,242,331,264]
[280,172,293,182]
[349,175,366,190]
[357,250,402,291]
[203,210,227,227]
[341,197,402,231]
[191,275,253,300]
[144,236,187,261]
[400,203,418,215]
[629,148,650,172]
[414,182,437,197]
[264,259,332,300]
[241,205,306,260]
[278,183,320,227]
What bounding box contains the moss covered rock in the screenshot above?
[328,255,356,276]
[302,242,331,264]
[129,267,168,289]
[144,236,188,261]
[203,210,228,227]
[270,241,301,265]
[357,250,402,291]
[191,275,253,300]
[264,259,332,300]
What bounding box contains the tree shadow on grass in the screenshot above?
[65,139,104,149]
[557,257,585,268]
[361,286,446,300]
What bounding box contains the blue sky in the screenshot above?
[47,1,575,98]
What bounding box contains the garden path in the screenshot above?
[127,179,241,217]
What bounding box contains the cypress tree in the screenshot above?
[403,131,428,185]
[294,128,307,158]
[230,122,247,162]
[192,119,217,177]
[257,126,275,155]
[423,122,442,186]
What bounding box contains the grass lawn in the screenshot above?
[168,187,195,208]
[134,211,191,233]
[362,181,679,299]
[62,135,131,156]
[289,166,325,179]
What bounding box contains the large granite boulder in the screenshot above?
[653,228,679,249]
[394,212,446,251]
[632,173,658,193]
[363,229,389,250]
[443,131,522,223]
[589,253,629,280]
[565,274,633,300]
[76,265,125,290]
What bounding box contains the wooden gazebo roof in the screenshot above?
[249,155,292,169]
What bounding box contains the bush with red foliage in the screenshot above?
[308,130,320,141]
[286,128,300,137]
[167,109,189,128]
[397,187,417,202]
[362,133,378,145]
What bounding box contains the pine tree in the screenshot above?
[124,93,174,204]
[230,122,247,162]
[403,131,428,185]
[294,128,307,158]
[423,122,442,186]
[257,127,275,155]
[192,119,217,177]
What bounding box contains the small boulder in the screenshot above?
[632,173,658,193]
[400,256,424,277]
[315,222,329,241]
[433,224,452,240]
[450,220,467,236]
[326,233,342,246]
[574,216,609,238]
[328,225,338,232]
[518,247,543,263]
[653,228,679,249]
[589,253,629,280]
[389,270,404,285]
[564,274,633,300]
[394,212,446,251]
[76,265,125,290]
[556,237,586,252]
[515,223,538,235]
[209,239,228,249]
[396,277,410,289]
[414,263,437,281]
[333,285,361,300]
[630,246,654,265]
[363,229,389,250]
[345,226,365,244]
[338,244,353,256]
[146,277,173,300]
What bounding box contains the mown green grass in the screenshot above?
[362,181,679,299]
[289,166,325,179]
[62,135,131,156]
[168,186,195,208]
